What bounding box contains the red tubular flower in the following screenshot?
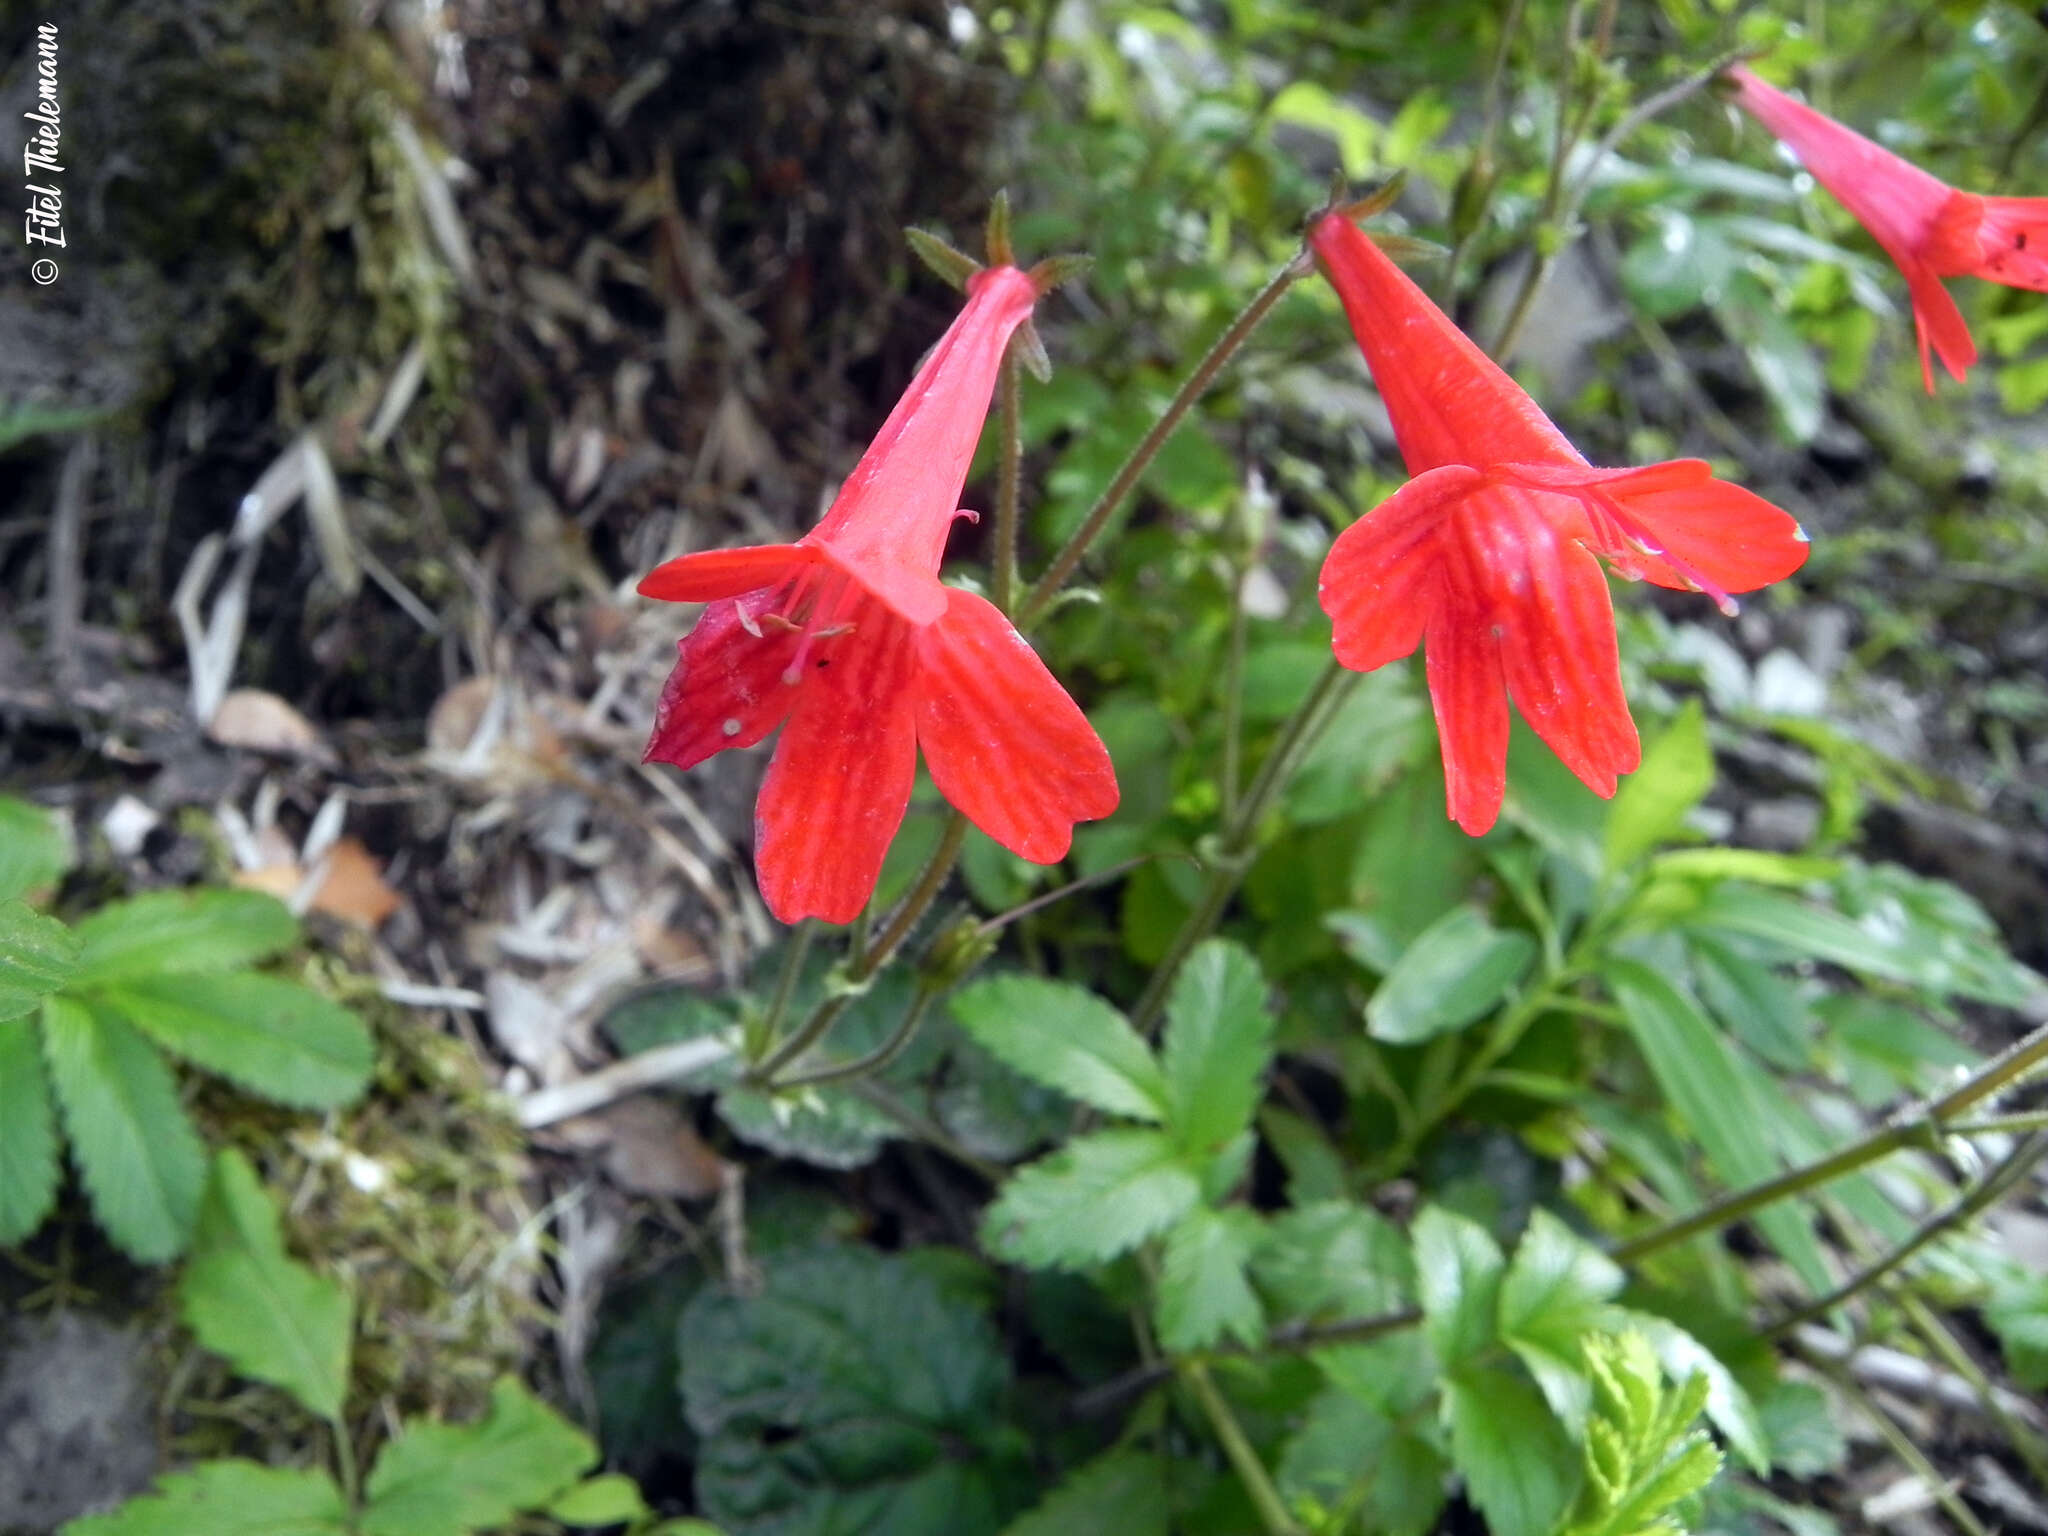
[1309,210,1809,835]
[639,265,1118,924]
[1727,64,2048,392]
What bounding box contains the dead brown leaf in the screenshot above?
[233,835,402,929]
[208,688,339,767]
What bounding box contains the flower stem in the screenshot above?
[758,919,814,1044]
[770,986,938,1091]
[1019,255,1310,629]
[1180,1360,1304,1536]
[749,814,969,1083]
[992,351,1025,613]
[1129,659,1354,1033]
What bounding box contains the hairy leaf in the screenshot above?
[0,1022,59,1244]
[1445,1367,1577,1536]
[41,996,205,1263]
[951,973,1166,1122]
[1412,1205,1504,1370]
[180,1148,353,1421]
[104,974,373,1110]
[0,901,79,1023]
[1160,939,1274,1150]
[983,1129,1199,1270]
[359,1378,596,1536]
[0,795,70,904]
[680,1245,1023,1536]
[62,1461,348,1536]
[1156,1206,1265,1351]
[1000,1448,1167,1536]
[70,889,298,987]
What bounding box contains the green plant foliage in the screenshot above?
[951,972,1167,1121]
[64,1461,353,1536]
[1000,1448,1169,1536]
[357,1378,598,1536]
[1560,1334,1723,1536]
[0,825,375,1258]
[180,1149,353,1422]
[0,794,71,903]
[679,1245,1027,1536]
[983,1127,1202,1269]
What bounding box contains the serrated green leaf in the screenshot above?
[1755,1378,1847,1475]
[550,1473,652,1527]
[680,1246,1022,1536]
[1605,704,1712,873]
[1627,1314,1769,1474]
[1445,1366,1577,1536]
[1608,960,1832,1298]
[1500,1210,1627,1430]
[1156,1206,1265,1352]
[103,974,372,1110]
[1277,1388,1446,1536]
[0,796,70,904]
[359,1378,596,1536]
[41,995,205,1263]
[70,889,298,988]
[951,973,1166,1122]
[984,1129,1198,1270]
[0,1022,59,1244]
[1366,906,1536,1045]
[1413,1206,1504,1370]
[1160,940,1273,1150]
[1001,1448,1167,1536]
[1252,1201,1412,1321]
[180,1148,353,1420]
[61,1460,348,1536]
[0,901,79,1023]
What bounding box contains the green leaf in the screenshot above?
[70,889,299,987]
[0,1021,59,1244]
[180,1148,353,1421]
[1755,1378,1846,1476]
[983,1129,1200,1270]
[1161,939,1273,1150]
[1500,1210,1625,1429]
[0,901,79,1022]
[1605,703,1712,873]
[1687,935,1812,1071]
[1156,1206,1265,1352]
[680,1246,1023,1536]
[1000,1448,1167,1536]
[1412,1205,1504,1370]
[550,1473,653,1527]
[1252,1201,1412,1322]
[1444,1366,1577,1536]
[1627,1313,1769,1474]
[0,795,70,904]
[1682,886,1931,993]
[1608,959,1832,1296]
[1277,1388,1445,1536]
[61,1461,349,1536]
[103,974,373,1110]
[950,973,1166,1122]
[359,1378,597,1536]
[41,995,206,1263]
[1366,906,1536,1045]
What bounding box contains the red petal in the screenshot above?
[1903,261,1978,391]
[1318,465,1473,673]
[1483,518,1640,800]
[1511,460,1810,601]
[1423,600,1511,836]
[1967,195,2048,292]
[752,609,919,925]
[644,598,803,771]
[914,589,1118,863]
[638,544,818,603]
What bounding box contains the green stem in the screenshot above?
[1441,0,1528,303]
[771,986,937,1091]
[1611,1012,2048,1264]
[751,815,969,1083]
[1180,1361,1304,1536]
[331,1415,360,1510]
[1892,1285,2048,1488]
[1019,255,1310,628]
[992,352,1025,614]
[758,920,815,1045]
[1804,1351,1995,1536]
[1128,659,1355,1033]
[1221,561,1250,823]
[1768,1132,2048,1335]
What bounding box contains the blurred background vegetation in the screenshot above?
[4,1,2048,1534]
